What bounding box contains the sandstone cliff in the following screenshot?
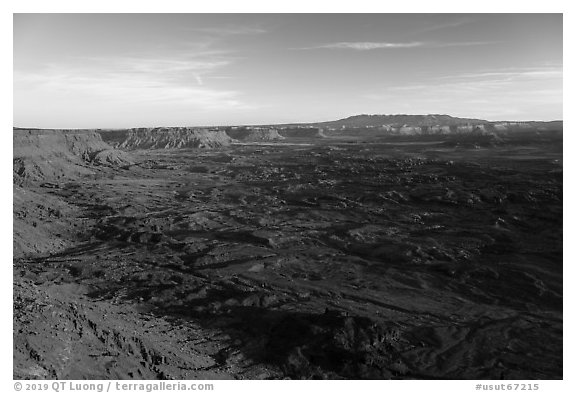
[102,128,232,150]
[13,128,132,184]
[225,128,285,142]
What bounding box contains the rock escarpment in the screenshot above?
[13,128,132,184]
[13,128,132,257]
[278,127,326,139]
[101,128,232,150]
[225,128,285,142]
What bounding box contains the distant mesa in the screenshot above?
[269,114,562,144]
[310,114,562,134]
[317,114,490,128]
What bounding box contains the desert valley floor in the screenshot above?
[13,134,562,379]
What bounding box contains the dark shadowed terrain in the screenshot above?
[13,119,562,379]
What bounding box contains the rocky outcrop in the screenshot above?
[278,128,326,139]
[13,128,132,184]
[13,128,133,257]
[14,128,111,160]
[13,186,78,256]
[105,128,232,150]
[226,128,285,142]
[394,124,491,136]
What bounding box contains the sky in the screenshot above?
[13,13,563,128]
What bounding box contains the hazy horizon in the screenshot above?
[14,14,563,128]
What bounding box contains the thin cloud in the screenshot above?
[410,18,474,35]
[14,53,251,111]
[363,65,562,120]
[14,70,244,108]
[299,42,424,50]
[186,26,266,36]
[59,54,234,88]
[375,67,562,94]
[431,41,500,48]
[442,68,563,80]
[298,41,497,51]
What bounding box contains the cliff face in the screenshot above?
[395,124,490,135]
[14,128,111,159]
[107,128,232,150]
[13,128,132,184]
[13,128,132,256]
[278,128,326,138]
[225,128,285,142]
